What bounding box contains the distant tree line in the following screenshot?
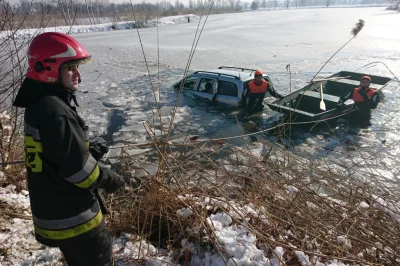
[0,0,392,29]
[248,0,389,9]
[1,0,242,29]
[248,0,390,10]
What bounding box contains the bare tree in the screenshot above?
[326,0,332,7]
[393,0,400,11]
[85,0,93,24]
[58,0,71,25]
[251,0,259,9]
[88,0,96,24]
[235,0,241,8]
[188,0,194,9]
[286,0,290,8]
[261,0,267,8]
[0,1,48,188]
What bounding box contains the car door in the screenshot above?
[215,80,240,106]
[191,77,218,102]
[175,76,199,91]
[175,76,200,100]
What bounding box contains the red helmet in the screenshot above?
[254,70,263,76]
[361,76,371,82]
[26,32,92,83]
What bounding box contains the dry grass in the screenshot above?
[104,125,400,265]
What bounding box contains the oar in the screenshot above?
[320,83,326,111]
[309,76,351,84]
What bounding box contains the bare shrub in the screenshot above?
[0,1,44,190]
[105,126,400,265]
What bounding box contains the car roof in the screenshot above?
[192,68,267,82]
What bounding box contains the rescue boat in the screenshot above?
[267,71,392,124]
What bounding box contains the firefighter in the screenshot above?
[337,75,380,127]
[12,32,126,265]
[243,70,283,115]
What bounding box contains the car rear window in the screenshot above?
[218,80,238,97]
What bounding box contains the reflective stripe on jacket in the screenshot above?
[248,80,268,94]
[33,200,103,240]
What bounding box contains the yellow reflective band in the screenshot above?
[34,211,103,240]
[24,136,43,173]
[24,136,43,152]
[75,165,100,189]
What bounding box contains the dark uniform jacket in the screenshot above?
[13,78,119,247]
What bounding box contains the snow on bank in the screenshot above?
[0,186,62,266]
[1,184,387,266]
[0,14,197,40]
[372,196,400,223]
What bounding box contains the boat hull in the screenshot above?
[267,71,391,124]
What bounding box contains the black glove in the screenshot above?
[337,96,346,109]
[277,94,284,100]
[359,88,370,101]
[120,170,142,191]
[101,168,126,194]
[89,137,109,161]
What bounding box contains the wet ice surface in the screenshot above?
[72,7,400,186]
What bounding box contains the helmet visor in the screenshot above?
[63,56,93,67]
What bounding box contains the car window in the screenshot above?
[198,78,216,94]
[181,76,198,90]
[218,80,238,97]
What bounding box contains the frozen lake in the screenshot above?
[72,7,400,183]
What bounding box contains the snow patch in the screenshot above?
[359,201,370,209]
[285,185,298,194]
[177,207,193,217]
[295,251,312,266]
[373,196,400,223]
[337,236,352,250]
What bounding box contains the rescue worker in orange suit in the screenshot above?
[242,70,283,115]
[12,32,127,265]
[337,76,380,127]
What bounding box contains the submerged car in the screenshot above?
[172,66,276,107]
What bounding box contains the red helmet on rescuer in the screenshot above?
[254,70,263,76]
[361,76,371,82]
[26,32,92,83]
